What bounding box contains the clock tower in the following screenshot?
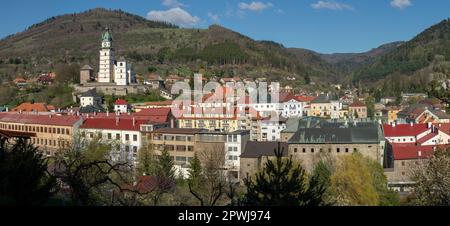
[98,27,115,83]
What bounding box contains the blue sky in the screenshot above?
[0,0,449,53]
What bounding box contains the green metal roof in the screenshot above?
[102,28,113,42]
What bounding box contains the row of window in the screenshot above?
[30,137,70,148]
[153,144,194,152]
[293,147,364,154]
[83,132,138,142]
[0,123,70,135]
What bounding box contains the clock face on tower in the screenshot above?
[103,42,110,48]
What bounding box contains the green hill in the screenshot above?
[0,8,336,85]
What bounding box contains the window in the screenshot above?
[337,148,340,153]
[108,133,112,140]
[116,134,120,140]
[302,148,306,153]
[401,161,405,166]
[125,146,130,152]
[89,133,93,138]
[125,134,130,141]
[345,148,349,153]
[133,146,138,153]
[133,135,137,142]
[311,148,315,153]
[294,148,298,153]
[187,146,194,152]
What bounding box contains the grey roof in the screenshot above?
[241,141,288,158]
[283,117,325,133]
[288,121,382,144]
[117,56,126,62]
[81,65,93,70]
[80,89,101,98]
[311,94,338,104]
[79,104,105,114]
[430,110,450,119]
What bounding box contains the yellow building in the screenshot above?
[0,113,83,155]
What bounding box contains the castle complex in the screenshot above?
[76,28,146,96]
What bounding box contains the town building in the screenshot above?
[12,102,56,113]
[349,101,368,119]
[240,141,288,182]
[0,113,83,156]
[251,117,287,141]
[114,99,129,114]
[308,94,344,119]
[382,123,450,191]
[397,104,450,124]
[144,128,250,180]
[79,89,105,113]
[79,117,145,166]
[287,119,385,171]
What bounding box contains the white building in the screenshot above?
[281,97,305,118]
[224,131,250,182]
[79,117,144,166]
[114,99,129,114]
[97,28,135,85]
[114,58,132,86]
[80,89,102,108]
[251,117,287,141]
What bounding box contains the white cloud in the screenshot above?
[162,0,186,8]
[208,12,220,22]
[147,7,200,27]
[311,1,354,11]
[390,0,412,9]
[238,2,274,12]
[274,9,284,14]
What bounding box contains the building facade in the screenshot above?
[0,113,83,156]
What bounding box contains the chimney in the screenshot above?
[116,117,119,126]
[410,122,413,127]
[428,122,432,129]
[133,117,136,127]
[392,121,396,128]
[106,111,109,117]
[418,151,422,157]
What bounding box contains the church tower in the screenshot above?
[98,27,115,83]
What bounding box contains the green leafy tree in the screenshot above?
[410,148,450,206]
[148,149,175,206]
[242,145,327,206]
[0,138,57,205]
[188,145,227,206]
[331,152,398,206]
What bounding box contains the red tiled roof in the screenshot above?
[134,108,171,117]
[349,101,366,108]
[295,95,317,103]
[383,123,430,137]
[417,132,438,145]
[82,112,170,124]
[122,176,175,194]
[114,99,128,105]
[80,118,146,131]
[0,113,82,126]
[143,100,173,106]
[437,123,450,136]
[390,142,450,160]
[12,102,54,112]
